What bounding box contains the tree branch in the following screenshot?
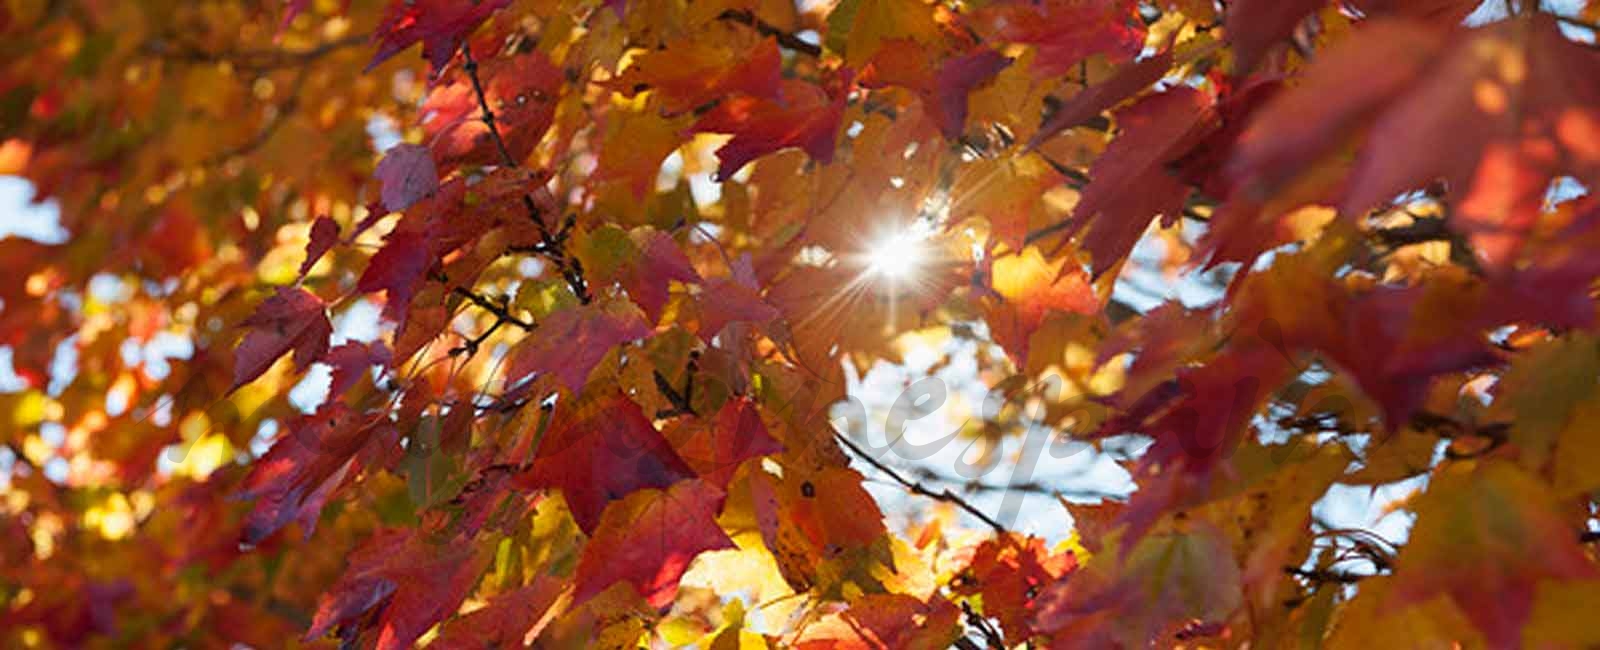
[961,601,1009,650]
[1373,218,1453,247]
[904,464,1126,501]
[206,66,311,164]
[1285,566,1372,585]
[459,43,594,304]
[834,432,1010,534]
[716,9,822,57]
[451,287,533,331]
[460,45,520,171]
[143,33,367,72]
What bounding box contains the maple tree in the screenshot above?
[10,0,1600,647]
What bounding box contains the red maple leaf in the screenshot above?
[305,528,489,650]
[424,51,563,168]
[230,287,332,391]
[664,396,784,488]
[515,390,696,534]
[506,300,652,393]
[374,143,439,212]
[236,404,400,544]
[572,479,735,609]
[298,215,340,278]
[691,76,849,181]
[366,0,511,74]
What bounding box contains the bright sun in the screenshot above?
[864,220,933,281]
[866,232,923,279]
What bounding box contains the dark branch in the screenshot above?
[1373,218,1453,247]
[451,287,533,331]
[653,370,696,418]
[834,432,1009,534]
[459,43,593,304]
[1285,566,1373,585]
[716,9,822,57]
[905,465,1126,501]
[460,44,519,170]
[961,601,1009,650]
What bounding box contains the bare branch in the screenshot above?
[716,9,822,57]
[834,431,1010,534]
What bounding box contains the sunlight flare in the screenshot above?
[863,219,935,282]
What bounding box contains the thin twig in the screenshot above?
[961,601,1008,650]
[143,33,367,71]
[451,287,533,330]
[460,45,519,170]
[716,9,822,57]
[653,360,698,418]
[450,318,505,357]
[903,465,1125,501]
[1285,566,1372,585]
[834,432,1009,534]
[459,43,593,304]
[1373,218,1453,247]
[206,66,311,163]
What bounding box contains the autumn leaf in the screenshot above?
[761,465,888,560]
[1338,15,1600,269]
[298,215,340,278]
[424,50,563,168]
[1027,50,1174,150]
[507,299,651,393]
[430,576,569,650]
[1389,462,1599,648]
[665,395,783,488]
[953,534,1078,640]
[972,0,1145,78]
[983,247,1100,364]
[516,390,696,534]
[322,340,391,399]
[236,404,399,543]
[579,226,702,324]
[374,143,439,212]
[1225,0,1326,73]
[22,2,1600,648]
[828,0,945,69]
[861,44,1013,140]
[791,593,963,649]
[697,277,780,343]
[950,153,1064,251]
[305,528,489,650]
[230,287,332,391]
[572,479,736,609]
[1070,87,1211,278]
[367,0,511,74]
[591,96,693,198]
[614,33,783,115]
[1033,523,1244,647]
[1062,499,1124,553]
[356,228,432,322]
[691,77,848,181]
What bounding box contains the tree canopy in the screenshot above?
[7,0,1600,647]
